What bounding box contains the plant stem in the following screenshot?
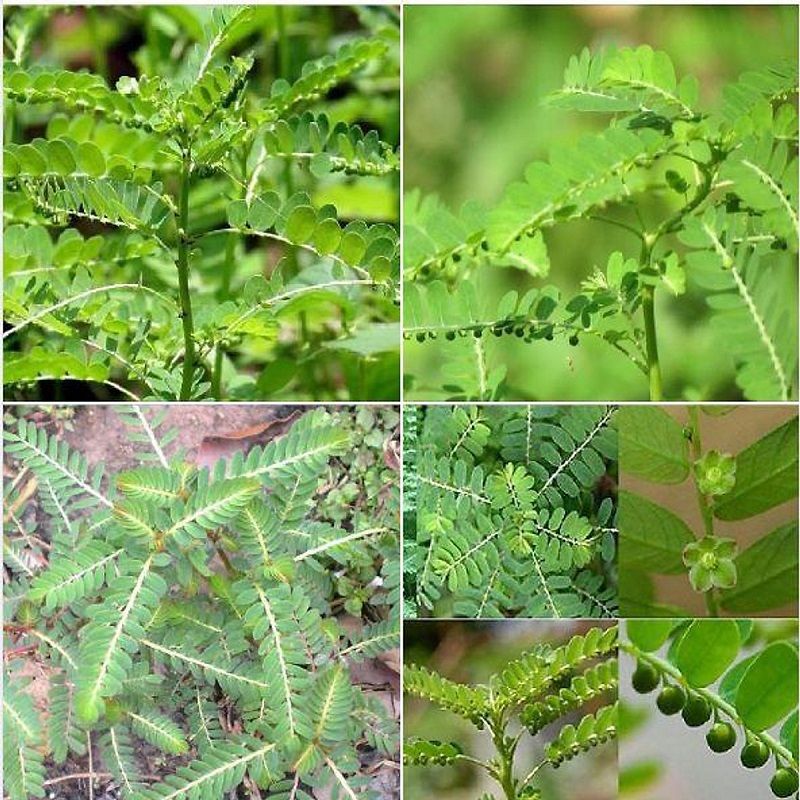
[687,407,715,538]
[176,150,196,401]
[211,346,223,400]
[641,286,662,401]
[687,407,719,616]
[489,714,518,800]
[639,238,663,401]
[623,642,798,770]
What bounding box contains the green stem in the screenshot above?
[623,642,797,770]
[176,151,196,401]
[641,287,662,401]
[687,407,715,538]
[489,714,518,800]
[639,239,662,401]
[687,407,719,616]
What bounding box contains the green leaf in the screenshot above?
[619,407,689,483]
[674,619,740,687]
[618,490,695,574]
[285,205,317,243]
[780,710,798,757]
[719,653,757,705]
[324,323,400,357]
[227,199,248,228]
[735,642,799,732]
[626,620,675,652]
[713,417,798,520]
[719,521,798,613]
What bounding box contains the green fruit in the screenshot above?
[740,741,769,769]
[656,685,686,715]
[682,694,712,727]
[706,722,736,753]
[632,662,659,694]
[771,768,799,798]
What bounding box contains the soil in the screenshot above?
[62,404,308,472]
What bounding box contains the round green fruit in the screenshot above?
[682,694,712,727]
[632,662,659,694]
[771,768,799,798]
[740,741,769,769]
[706,722,736,753]
[656,685,686,715]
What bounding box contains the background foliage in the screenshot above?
[4,5,400,401]
[403,5,798,401]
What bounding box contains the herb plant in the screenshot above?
[403,404,618,619]
[623,619,798,798]
[3,405,400,799]
[618,406,798,617]
[4,5,400,401]
[404,624,619,800]
[403,45,798,401]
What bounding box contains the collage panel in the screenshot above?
[4,5,400,403]
[402,4,798,402]
[618,405,799,619]
[403,404,618,619]
[3,403,400,798]
[620,618,798,799]
[403,619,618,800]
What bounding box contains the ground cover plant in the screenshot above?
[618,405,798,618]
[623,619,798,798]
[403,404,618,619]
[2,404,400,799]
[404,623,618,800]
[3,5,400,401]
[403,41,798,401]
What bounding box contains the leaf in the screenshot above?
[780,710,798,757]
[713,416,798,520]
[735,642,799,732]
[626,620,675,652]
[618,407,689,483]
[323,323,401,357]
[618,490,695,574]
[719,521,798,613]
[674,619,740,687]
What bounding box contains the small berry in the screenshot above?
[706,722,736,753]
[740,740,769,769]
[656,685,686,715]
[771,768,799,797]
[632,662,659,694]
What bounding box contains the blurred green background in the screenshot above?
[403,5,798,400]
[404,620,617,800]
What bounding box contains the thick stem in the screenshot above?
[641,285,662,401]
[489,714,518,800]
[176,152,196,401]
[639,237,663,401]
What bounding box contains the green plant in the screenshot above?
[623,619,798,797]
[618,406,798,617]
[404,625,618,800]
[403,404,618,618]
[2,405,399,799]
[403,45,798,401]
[3,5,400,401]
